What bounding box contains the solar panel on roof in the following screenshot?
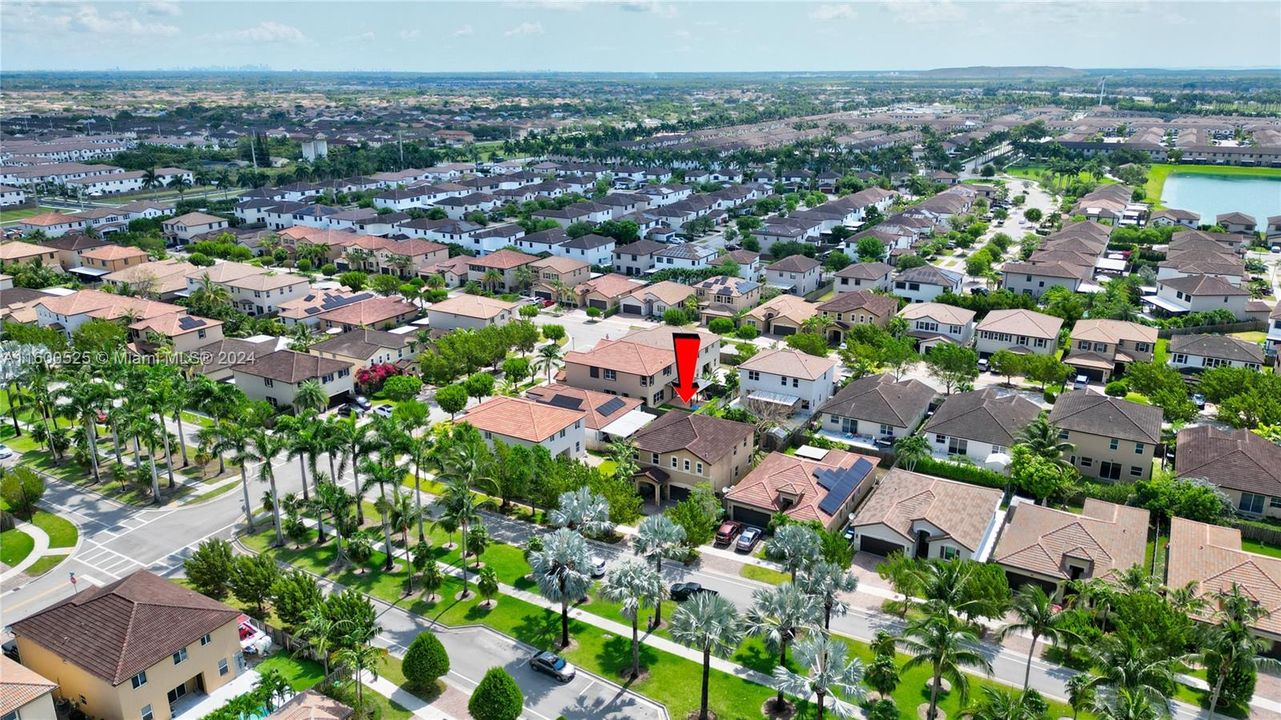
[546,394,585,411]
[177,316,206,330]
[595,397,626,416]
[815,458,874,516]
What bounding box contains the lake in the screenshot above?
[1160,173,1281,229]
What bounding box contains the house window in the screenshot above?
[1130,466,1143,477]
[747,370,760,381]
[200,633,211,646]
[947,437,968,456]
[131,671,148,689]
[1134,443,1145,455]
[174,648,188,665]
[1109,438,1119,450]
[263,378,274,387]
[141,706,153,720]
[1271,496,1281,508]
[1240,493,1266,515]
[1081,457,1093,468]
[671,457,678,468]
[940,546,959,560]
[2,710,18,720]
[696,462,703,475]
[1172,353,1187,364]
[879,424,893,436]
[604,369,617,381]
[1058,429,1069,440]
[1099,461,1122,481]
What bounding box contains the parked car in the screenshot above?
[590,555,607,578]
[1073,375,1089,390]
[842,525,857,544]
[0,444,13,460]
[353,395,372,411]
[977,358,989,373]
[373,405,394,418]
[713,520,743,547]
[670,582,718,601]
[1192,392,1206,409]
[734,527,762,553]
[530,651,577,683]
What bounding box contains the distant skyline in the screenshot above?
[3,1,1279,74]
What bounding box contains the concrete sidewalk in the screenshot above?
[0,520,51,582]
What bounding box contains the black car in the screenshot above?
[530,651,577,682]
[670,582,718,601]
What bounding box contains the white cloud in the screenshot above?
[504,21,544,36]
[7,4,182,37]
[620,2,678,18]
[222,21,308,44]
[142,1,182,17]
[810,4,857,22]
[347,30,375,42]
[884,0,965,25]
[399,29,421,40]
[453,24,475,37]
[504,0,583,11]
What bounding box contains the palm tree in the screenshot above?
[313,481,354,564]
[746,582,820,711]
[482,268,504,293]
[294,379,328,416]
[893,434,930,471]
[358,459,402,571]
[1195,584,1280,718]
[960,686,1050,720]
[670,592,744,720]
[773,633,867,720]
[534,343,563,382]
[338,640,386,709]
[530,528,594,648]
[633,513,686,627]
[170,175,192,200]
[548,486,612,537]
[599,559,666,679]
[797,560,859,630]
[1084,635,1179,711]
[898,615,994,720]
[383,488,419,592]
[247,428,287,547]
[1017,412,1074,467]
[300,605,336,679]
[1090,688,1163,720]
[771,524,821,581]
[141,168,159,191]
[208,420,256,531]
[436,477,481,596]
[999,585,1074,690]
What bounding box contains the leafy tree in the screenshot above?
[1133,471,1231,524]
[989,350,1026,385]
[925,344,979,394]
[435,384,468,419]
[0,466,44,517]
[785,331,830,357]
[184,539,236,600]
[469,667,524,720]
[893,434,930,471]
[403,631,451,691]
[230,553,280,617]
[1023,353,1070,391]
[541,324,566,342]
[877,551,923,616]
[464,372,495,401]
[381,375,422,402]
[856,236,886,262]
[271,569,322,631]
[1023,208,1043,223]
[1010,444,1069,503]
[667,483,722,548]
[500,356,530,383]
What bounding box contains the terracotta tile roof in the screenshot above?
[975,309,1063,339]
[318,295,416,327]
[233,349,351,383]
[632,409,753,464]
[625,280,695,306]
[167,211,224,226]
[80,244,148,262]
[739,347,836,380]
[525,383,644,431]
[923,389,1040,448]
[850,469,1002,551]
[428,293,517,319]
[531,256,589,274]
[1166,517,1281,636]
[38,288,184,322]
[621,325,719,353]
[226,272,309,292]
[565,338,674,376]
[818,290,898,316]
[746,295,818,326]
[0,241,55,260]
[577,273,642,300]
[468,249,538,270]
[1,656,57,715]
[993,499,1149,581]
[9,570,240,686]
[1048,390,1162,445]
[18,212,81,227]
[897,302,975,327]
[129,312,221,337]
[725,448,876,526]
[268,690,353,720]
[188,261,267,284]
[1175,425,1281,497]
[1071,319,1158,345]
[462,396,583,443]
[817,373,938,428]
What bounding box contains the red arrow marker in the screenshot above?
[672,332,701,403]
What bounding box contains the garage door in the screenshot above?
[621,303,643,315]
[589,299,608,310]
[859,535,908,557]
[534,290,552,300]
[730,506,772,530]
[774,325,796,336]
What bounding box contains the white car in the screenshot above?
[0,444,12,460]
[373,405,394,418]
[590,555,607,578]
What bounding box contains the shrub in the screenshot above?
[708,317,735,334]
[735,324,759,340]
[519,304,539,318]
[662,307,689,326]
[403,631,451,691]
[912,456,1006,490]
[469,667,523,720]
[1104,380,1128,397]
[1043,389,1057,404]
[381,375,423,402]
[585,307,602,318]
[541,324,566,341]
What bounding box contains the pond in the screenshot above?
[1160,173,1281,229]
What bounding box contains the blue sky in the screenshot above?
[3,1,1279,73]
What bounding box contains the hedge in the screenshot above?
[911,456,1007,490]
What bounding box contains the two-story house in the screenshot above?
[738,348,837,418]
[161,212,227,244]
[974,309,1063,358]
[78,244,149,275]
[743,295,818,336]
[1151,274,1250,319]
[1064,319,1157,383]
[631,409,755,502]
[231,349,353,410]
[1049,391,1163,481]
[563,339,682,407]
[427,294,517,331]
[129,312,224,355]
[765,255,823,296]
[1168,333,1265,372]
[893,264,962,303]
[466,249,540,292]
[833,261,894,292]
[694,275,761,321]
[530,256,590,303]
[612,239,666,277]
[462,396,587,459]
[1175,426,1281,518]
[898,302,975,349]
[619,280,696,318]
[654,243,717,271]
[310,327,413,370]
[817,291,899,345]
[923,389,1041,469]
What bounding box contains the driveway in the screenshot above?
[531,311,659,352]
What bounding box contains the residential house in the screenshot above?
[620,281,695,318]
[923,389,1041,469]
[695,275,762,322]
[161,212,227,243]
[1149,208,1200,228]
[1168,333,1265,372]
[310,327,413,370]
[525,384,654,451]
[78,244,149,275]
[426,294,517,332]
[816,291,899,344]
[0,656,57,720]
[834,262,894,292]
[1216,212,1257,235]
[992,498,1149,597]
[738,348,838,417]
[129,313,224,355]
[724,448,878,531]
[1269,303,1281,356]
[1000,260,1091,298]
[530,256,590,302]
[575,273,642,312]
[898,302,976,349]
[1064,319,1157,382]
[631,409,755,502]
[765,256,823,296]
[15,212,85,238]
[36,289,184,335]
[725,249,761,280]
[563,339,680,407]
[613,240,666,277]
[0,184,27,207]
[620,325,721,377]
[893,264,962,303]
[9,571,244,720]
[1175,426,1281,518]
[974,309,1063,357]
[316,296,418,332]
[42,232,110,271]
[1166,518,1281,649]
[848,469,1003,559]
[0,241,61,269]
[103,259,196,300]
[815,373,939,448]
[654,243,717,271]
[462,396,587,459]
[559,233,615,267]
[1150,274,1250,319]
[191,336,282,382]
[743,295,818,336]
[1049,391,1162,481]
[1269,215,1281,241]
[277,290,375,328]
[466,249,539,292]
[231,349,353,410]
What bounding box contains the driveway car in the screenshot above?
[0,444,12,460]
[530,651,577,683]
[734,526,762,553]
[713,520,743,547]
[373,404,394,418]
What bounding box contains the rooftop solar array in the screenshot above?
[177,315,207,330]
[815,458,874,516]
[594,397,626,417]
[546,394,585,411]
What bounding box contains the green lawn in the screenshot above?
[0,206,59,224]
[1241,538,1281,558]
[739,564,790,585]
[0,529,35,566]
[255,653,326,691]
[23,554,68,576]
[1230,330,1266,344]
[1144,163,1281,209]
[1153,338,1168,365]
[31,510,78,548]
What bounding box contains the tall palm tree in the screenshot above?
[899,615,994,720]
[633,513,686,627]
[548,486,612,537]
[797,560,859,630]
[207,420,256,532]
[247,428,287,547]
[338,640,386,709]
[1084,635,1180,711]
[358,459,402,571]
[771,524,821,581]
[300,605,336,680]
[746,582,821,710]
[773,633,867,720]
[530,527,594,648]
[670,592,744,720]
[1017,412,1075,467]
[534,343,563,382]
[383,488,419,591]
[1194,584,1280,718]
[313,481,354,564]
[294,379,328,416]
[598,559,666,679]
[436,477,481,596]
[999,585,1074,690]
